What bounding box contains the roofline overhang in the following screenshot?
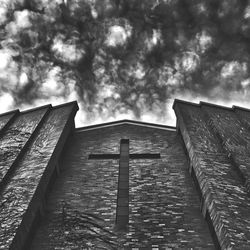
[172,98,245,112]
[75,119,176,132]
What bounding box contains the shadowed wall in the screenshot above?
[31,123,214,249]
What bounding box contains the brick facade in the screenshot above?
[0,102,78,250]
[173,100,250,249]
[31,124,214,249]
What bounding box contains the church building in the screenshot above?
[1,99,250,249]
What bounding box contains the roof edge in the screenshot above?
[20,101,79,114]
[232,105,250,112]
[200,101,233,111]
[0,109,19,117]
[173,99,236,112]
[172,99,200,110]
[76,119,176,132]
[52,100,79,110]
[21,104,52,114]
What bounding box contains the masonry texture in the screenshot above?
[0,102,78,250]
[2,99,250,249]
[174,100,250,249]
[30,123,214,249]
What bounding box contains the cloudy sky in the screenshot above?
[1,0,250,127]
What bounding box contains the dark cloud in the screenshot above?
[1,0,250,125]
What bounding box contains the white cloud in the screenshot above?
[158,64,184,87]
[244,5,250,19]
[134,64,145,79]
[221,61,247,79]
[0,93,14,113]
[96,84,120,105]
[196,30,213,53]
[6,10,32,35]
[41,67,64,95]
[241,78,250,88]
[145,29,162,51]
[127,62,146,80]
[52,35,85,63]
[152,29,162,45]
[19,72,28,87]
[0,3,7,25]
[0,49,11,69]
[15,10,31,28]
[91,7,98,19]
[81,107,135,127]
[175,51,200,73]
[74,109,87,127]
[105,25,132,47]
[0,49,19,89]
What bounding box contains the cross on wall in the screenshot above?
[88,139,161,231]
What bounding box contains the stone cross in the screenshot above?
[89,139,161,231]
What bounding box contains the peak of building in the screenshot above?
[76,119,176,132]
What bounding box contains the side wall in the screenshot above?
[0,102,78,250]
[174,100,250,249]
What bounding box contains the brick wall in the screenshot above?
[201,104,250,193]
[0,102,78,250]
[31,123,214,249]
[174,101,250,249]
